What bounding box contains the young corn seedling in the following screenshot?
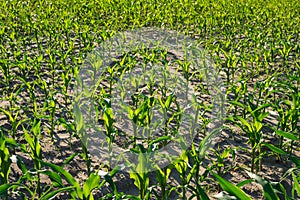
[0,59,12,88]
[189,128,222,199]
[45,47,58,88]
[271,78,299,158]
[128,136,171,200]
[127,95,155,148]
[227,78,249,118]
[60,69,73,108]
[172,150,190,199]
[228,101,270,173]
[158,94,175,135]
[253,77,275,107]
[220,48,240,85]
[0,130,19,189]
[154,164,174,200]
[0,106,27,142]
[273,100,296,152]
[40,160,120,200]
[210,145,236,176]
[6,157,43,199]
[129,147,151,200]
[102,107,116,167]
[106,54,130,95]
[279,40,293,63]
[176,59,192,84]
[23,124,42,197]
[74,101,91,175]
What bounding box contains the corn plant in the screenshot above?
[189,128,222,199]
[102,107,115,167]
[5,157,44,199]
[128,136,171,199]
[154,164,174,200]
[220,48,240,85]
[0,107,27,142]
[74,101,91,175]
[129,148,151,200]
[212,171,252,200]
[158,94,180,138]
[23,124,42,196]
[60,69,73,108]
[126,95,155,148]
[172,150,190,199]
[0,59,12,88]
[38,160,121,200]
[273,80,299,156]
[210,146,236,176]
[228,101,270,173]
[0,131,19,187]
[1,0,300,199]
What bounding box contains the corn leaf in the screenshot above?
[212,172,251,200]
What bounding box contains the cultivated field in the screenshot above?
[0,0,299,199]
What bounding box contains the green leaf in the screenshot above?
[229,100,246,109]
[165,94,173,109]
[31,119,41,136]
[74,102,84,133]
[290,156,300,167]
[83,173,100,198]
[246,171,280,200]
[41,160,83,199]
[253,120,263,133]
[24,127,34,151]
[40,186,75,200]
[257,112,269,122]
[292,172,300,196]
[236,179,254,188]
[212,172,251,200]
[199,127,220,159]
[236,116,253,134]
[42,170,64,187]
[130,171,142,190]
[0,184,11,196]
[148,136,170,150]
[62,153,77,167]
[3,138,18,147]
[187,180,210,200]
[104,173,118,195]
[0,108,13,122]
[137,152,148,174]
[252,103,271,115]
[275,130,298,141]
[17,157,28,176]
[103,108,114,128]
[221,148,231,159]
[263,142,287,155]
[122,194,142,200]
